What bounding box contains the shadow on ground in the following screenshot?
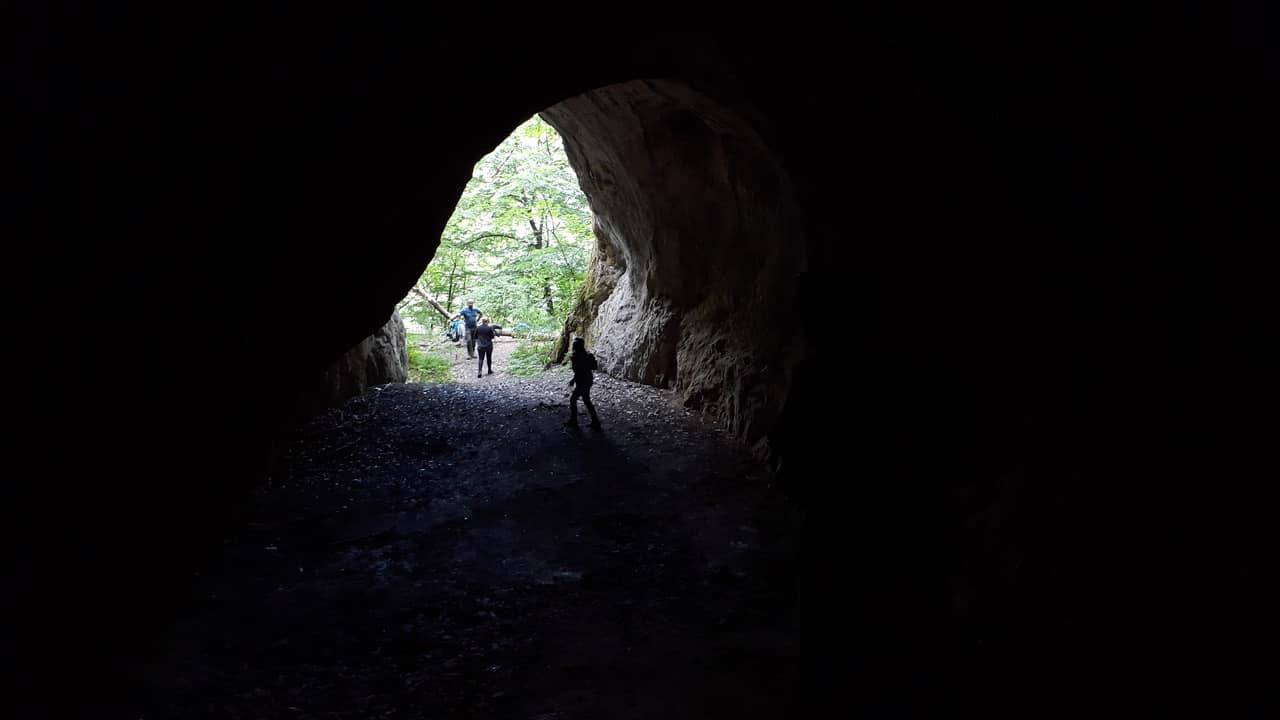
[132,369,801,719]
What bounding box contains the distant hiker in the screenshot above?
[447,315,463,343]
[565,337,601,428]
[456,299,483,358]
[475,316,496,378]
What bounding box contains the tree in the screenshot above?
[398,115,594,336]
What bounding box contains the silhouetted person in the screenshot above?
[454,299,482,359]
[475,316,496,377]
[565,337,601,428]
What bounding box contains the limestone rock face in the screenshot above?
[320,311,407,406]
[544,80,806,457]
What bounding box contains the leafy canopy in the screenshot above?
[400,115,594,334]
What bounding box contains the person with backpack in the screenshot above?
[565,337,601,428]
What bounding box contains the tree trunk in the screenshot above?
[529,217,544,248]
[445,258,458,311]
[411,286,453,322]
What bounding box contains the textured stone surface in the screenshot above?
[320,311,408,406]
[545,80,806,457]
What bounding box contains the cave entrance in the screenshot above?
[396,114,595,384]
[379,77,804,449]
[135,80,806,717]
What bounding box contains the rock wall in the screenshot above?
[319,311,408,406]
[544,80,806,457]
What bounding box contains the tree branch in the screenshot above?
[410,286,453,322]
[457,232,518,249]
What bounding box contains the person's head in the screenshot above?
[467,299,474,308]
[481,316,490,325]
[572,337,585,353]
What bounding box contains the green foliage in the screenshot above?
[406,342,452,383]
[400,115,594,335]
[506,340,555,377]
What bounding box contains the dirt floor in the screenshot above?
[131,363,803,719]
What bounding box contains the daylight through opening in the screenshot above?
[397,115,594,384]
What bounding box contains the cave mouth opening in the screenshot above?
[395,114,596,385]
[125,80,810,717]
[364,76,805,458]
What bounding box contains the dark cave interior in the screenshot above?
[6,6,1274,717]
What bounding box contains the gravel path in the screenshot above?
[433,336,522,384]
[134,368,801,719]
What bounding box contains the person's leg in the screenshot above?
[582,385,600,426]
[466,328,476,357]
[477,348,484,377]
[567,388,580,424]
[486,347,493,373]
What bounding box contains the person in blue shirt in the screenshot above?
[454,299,482,358]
